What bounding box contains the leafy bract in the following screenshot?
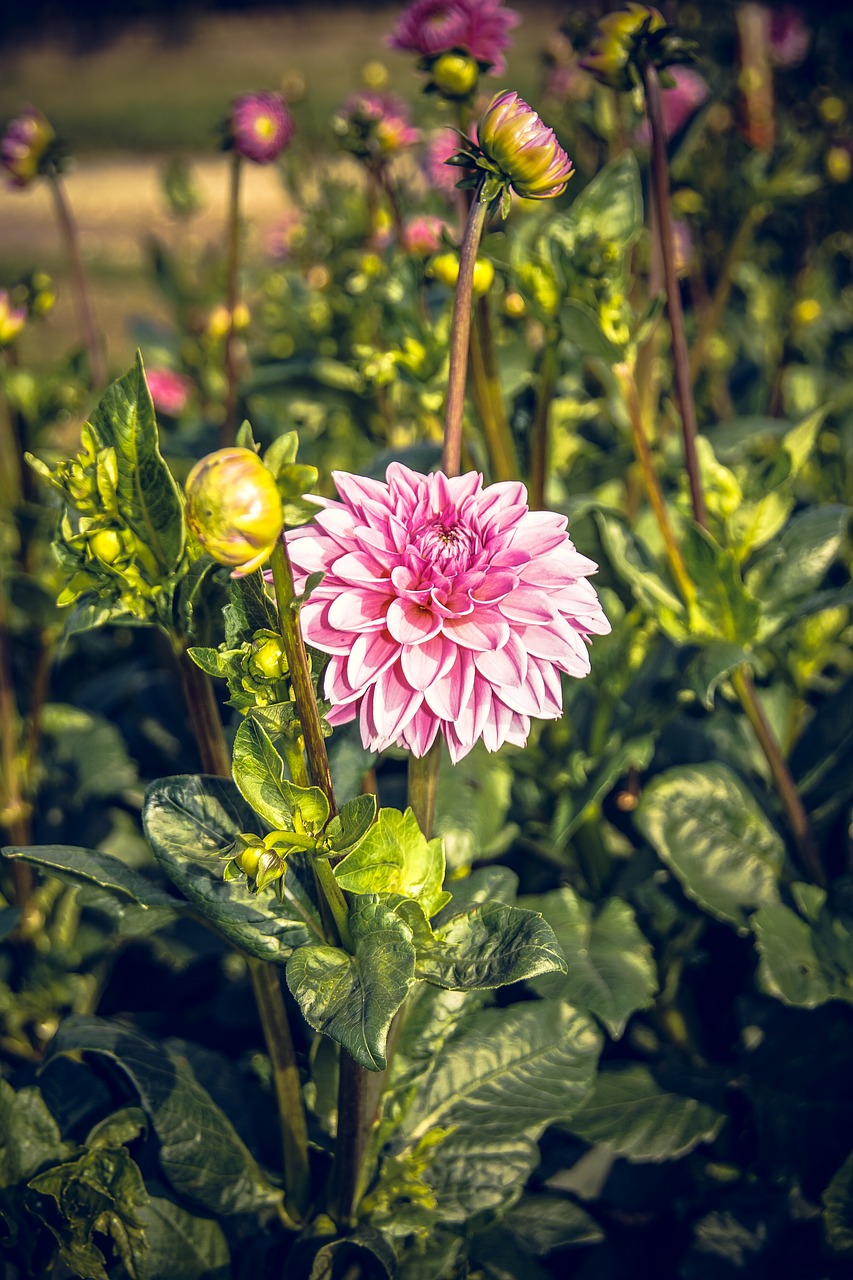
[49,1017,283,1217]
[334,806,450,918]
[524,887,657,1038]
[567,1064,725,1161]
[286,894,416,1071]
[143,773,323,961]
[636,763,784,931]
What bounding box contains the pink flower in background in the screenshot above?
[387,0,520,75]
[229,92,294,164]
[340,91,421,154]
[1,107,55,188]
[287,464,610,762]
[635,66,710,145]
[768,6,809,67]
[146,367,192,417]
[424,127,467,196]
[403,214,449,255]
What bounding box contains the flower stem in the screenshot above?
[407,737,442,839]
[442,186,488,478]
[223,150,243,447]
[614,361,696,609]
[529,339,559,510]
[171,638,311,1218]
[48,174,105,389]
[0,588,33,908]
[470,296,519,482]
[640,58,707,530]
[268,541,337,814]
[689,202,769,384]
[730,666,825,887]
[247,957,311,1219]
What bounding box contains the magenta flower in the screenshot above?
[634,65,710,145]
[403,213,449,256]
[1,107,55,188]
[477,90,573,199]
[286,464,610,763]
[338,91,420,155]
[229,92,294,164]
[768,6,809,68]
[424,127,469,196]
[146,367,193,417]
[386,0,520,75]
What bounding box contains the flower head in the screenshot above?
[581,4,667,90]
[185,447,284,576]
[286,464,610,762]
[476,90,573,199]
[424,127,469,196]
[0,290,27,345]
[229,92,294,164]
[146,367,193,417]
[403,213,449,256]
[1,107,55,188]
[334,91,420,158]
[386,0,520,76]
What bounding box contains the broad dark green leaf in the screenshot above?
[325,793,378,854]
[595,513,684,616]
[823,1152,853,1257]
[143,774,323,961]
[49,1017,283,1217]
[88,352,185,574]
[750,505,850,611]
[401,1001,602,1143]
[173,556,228,647]
[751,902,834,1007]
[636,763,784,931]
[2,844,179,910]
[223,570,277,647]
[551,733,656,848]
[137,1197,230,1280]
[334,807,450,918]
[559,300,623,362]
[681,524,760,646]
[423,1133,540,1224]
[684,641,750,709]
[0,1080,70,1188]
[567,1064,725,1160]
[416,902,567,991]
[286,895,416,1070]
[501,1194,604,1253]
[524,888,657,1038]
[434,743,515,870]
[791,676,853,826]
[554,152,643,250]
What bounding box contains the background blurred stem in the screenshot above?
[641,58,706,530]
[222,150,243,446]
[471,295,519,481]
[529,340,558,510]
[443,186,488,478]
[48,174,105,389]
[689,202,769,384]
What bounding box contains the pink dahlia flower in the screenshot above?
[286,464,610,762]
[146,366,193,417]
[403,213,449,255]
[340,91,420,155]
[386,0,520,76]
[424,127,468,197]
[635,66,710,146]
[230,92,294,164]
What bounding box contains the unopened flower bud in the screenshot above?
[237,843,265,877]
[432,52,480,99]
[228,92,294,165]
[429,252,494,294]
[1,107,55,188]
[251,636,288,680]
[477,90,573,199]
[581,5,667,90]
[88,529,125,565]
[185,447,284,576]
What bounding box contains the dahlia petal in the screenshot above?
[331,470,392,514]
[454,678,494,750]
[314,505,359,541]
[300,598,354,653]
[474,632,528,689]
[510,510,569,555]
[327,588,391,633]
[347,629,400,688]
[469,571,517,603]
[372,663,424,740]
[386,597,443,644]
[287,527,335,574]
[400,706,441,758]
[518,549,600,587]
[400,634,455,691]
[326,701,358,727]
[424,647,475,720]
[330,551,389,588]
[325,655,363,707]
[499,587,558,624]
[481,697,515,753]
[444,612,510,651]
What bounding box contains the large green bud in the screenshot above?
[185,447,284,577]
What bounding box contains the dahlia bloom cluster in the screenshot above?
[229,91,294,165]
[287,465,610,762]
[387,0,520,76]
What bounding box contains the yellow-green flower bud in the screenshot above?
[185,447,285,577]
[581,5,669,90]
[252,637,288,680]
[238,843,265,877]
[88,529,125,565]
[432,53,480,99]
[476,90,573,199]
[429,252,494,294]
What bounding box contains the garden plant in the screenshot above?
[1,1,853,1277]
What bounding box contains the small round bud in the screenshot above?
[477,90,573,199]
[88,529,125,565]
[432,52,480,99]
[185,447,285,576]
[238,844,265,877]
[429,252,494,294]
[252,637,287,680]
[580,5,667,90]
[1,107,55,188]
[229,92,294,165]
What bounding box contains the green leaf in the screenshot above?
[401,1001,602,1143]
[434,744,515,871]
[0,1080,70,1189]
[173,556,228,647]
[423,1133,540,1224]
[751,901,834,1007]
[232,716,295,830]
[749,505,850,617]
[684,641,749,709]
[26,1145,149,1280]
[791,676,853,825]
[550,734,656,848]
[557,151,643,250]
[782,404,828,475]
[681,524,760,646]
[823,1152,853,1257]
[286,895,416,1070]
[334,807,450,918]
[501,1194,604,1253]
[523,888,657,1038]
[559,301,623,362]
[223,571,276,648]
[636,763,784,931]
[2,844,179,910]
[416,902,567,991]
[88,352,185,575]
[595,513,684,615]
[567,1064,725,1161]
[137,1197,230,1280]
[326,793,378,854]
[49,1017,283,1217]
[143,774,323,961]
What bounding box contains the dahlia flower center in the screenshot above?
[412,515,477,572]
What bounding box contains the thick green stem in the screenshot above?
[49,174,105,389]
[442,188,489,478]
[641,59,707,530]
[731,666,825,887]
[223,150,243,447]
[268,542,337,814]
[529,340,559,511]
[313,856,353,951]
[248,958,311,1218]
[471,295,519,482]
[407,738,441,840]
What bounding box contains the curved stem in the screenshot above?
[640,59,706,530]
[689,203,768,384]
[223,150,243,447]
[442,187,488,478]
[48,174,105,389]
